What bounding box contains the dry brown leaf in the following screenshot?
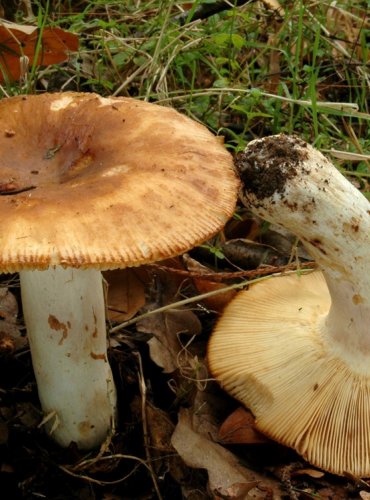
[0,287,17,320]
[326,5,369,62]
[191,386,223,440]
[165,309,202,337]
[16,401,42,428]
[104,269,145,323]
[130,397,175,476]
[137,266,202,372]
[222,238,287,268]
[218,407,270,445]
[138,306,201,373]
[194,278,237,312]
[0,287,25,353]
[172,409,283,499]
[266,33,282,94]
[292,467,325,479]
[183,253,214,275]
[145,402,175,454]
[183,254,237,311]
[0,20,78,81]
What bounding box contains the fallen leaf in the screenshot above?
[193,278,237,312]
[165,308,202,337]
[172,409,283,499]
[16,401,42,428]
[0,287,25,353]
[138,308,201,373]
[130,397,175,477]
[221,238,287,268]
[261,224,311,260]
[292,467,325,479]
[0,20,78,81]
[184,254,237,311]
[104,269,145,323]
[137,270,202,373]
[145,402,175,454]
[326,5,369,62]
[0,287,17,320]
[218,407,270,445]
[266,31,282,94]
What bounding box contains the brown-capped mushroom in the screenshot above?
[0,92,239,448]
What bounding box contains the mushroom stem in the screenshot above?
[237,134,370,369]
[20,266,117,449]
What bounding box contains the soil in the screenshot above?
[235,135,309,200]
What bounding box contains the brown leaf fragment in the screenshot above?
[213,481,259,499]
[0,329,18,354]
[172,409,283,499]
[218,407,270,445]
[221,238,286,268]
[183,254,237,311]
[0,287,17,319]
[145,402,175,454]
[138,311,181,373]
[292,467,325,479]
[0,20,78,81]
[165,309,202,337]
[183,253,213,275]
[0,287,24,353]
[137,269,202,372]
[16,402,42,428]
[326,5,369,62]
[193,278,237,312]
[104,269,145,322]
[266,33,282,94]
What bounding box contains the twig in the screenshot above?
[110,264,316,333]
[59,454,148,486]
[149,260,315,281]
[135,352,163,500]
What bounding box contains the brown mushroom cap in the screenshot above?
[208,270,370,476]
[0,92,238,272]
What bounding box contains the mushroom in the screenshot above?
[208,134,370,476]
[0,92,239,448]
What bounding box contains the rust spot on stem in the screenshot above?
[48,314,69,345]
[90,352,107,361]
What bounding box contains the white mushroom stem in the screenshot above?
[237,134,370,371]
[20,266,117,449]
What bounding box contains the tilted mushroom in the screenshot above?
[208,134,370,476]
[0,92,239,448]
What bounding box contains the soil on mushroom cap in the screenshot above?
[235,135,309,200]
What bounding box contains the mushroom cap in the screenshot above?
[0,92,238,272]
[208,271,370,476]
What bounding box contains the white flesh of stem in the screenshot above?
[20,267,117,448]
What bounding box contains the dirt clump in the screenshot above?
[235,135,309,200]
